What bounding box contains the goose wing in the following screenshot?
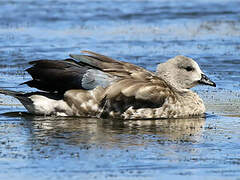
[100,77,174,115]
[23,50,161,94]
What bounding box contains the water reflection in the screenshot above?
[3,112,205,147]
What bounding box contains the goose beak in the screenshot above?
[199,74,216,87]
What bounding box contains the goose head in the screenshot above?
[156,55,216,90]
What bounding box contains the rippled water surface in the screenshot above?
[0,0,240,179]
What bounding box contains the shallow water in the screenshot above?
[0,0,240,179]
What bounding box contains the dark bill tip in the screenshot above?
[198,74,216,87]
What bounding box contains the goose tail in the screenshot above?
[0,88,33,105]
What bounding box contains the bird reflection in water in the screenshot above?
[3,112,205,148]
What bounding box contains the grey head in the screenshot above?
[156,55,216,90]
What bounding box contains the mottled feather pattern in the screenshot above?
[122,91,205,119]
[64,86,105,117]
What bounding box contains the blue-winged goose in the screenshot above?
[0,51,216,119]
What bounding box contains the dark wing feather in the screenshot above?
[22,59,91,93]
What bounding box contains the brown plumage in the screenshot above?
[0,50,216,119]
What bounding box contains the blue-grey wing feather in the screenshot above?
[81,69,118,90]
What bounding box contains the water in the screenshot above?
[0,0,240,179]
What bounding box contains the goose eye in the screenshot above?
[185,66,194,71]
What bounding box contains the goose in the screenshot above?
[0,51,216,119]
